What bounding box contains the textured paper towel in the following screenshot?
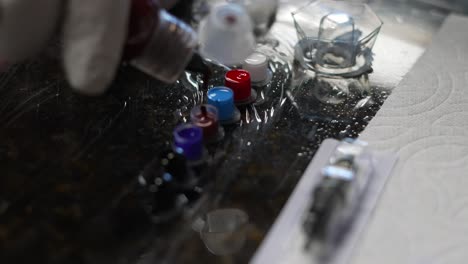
[353,15,468,264]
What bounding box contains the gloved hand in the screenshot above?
[0,0,185,96]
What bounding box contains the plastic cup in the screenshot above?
[200,208,249,256]
[198,3,256,66]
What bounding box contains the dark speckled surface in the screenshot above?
[0,1,450,263]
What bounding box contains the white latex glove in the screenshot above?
[0,0,180,96]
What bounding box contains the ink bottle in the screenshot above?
[124,0,198,83]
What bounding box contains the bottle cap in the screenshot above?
[207,87,241,124]
[242,52,270,84]
[225,69,256,104]
[173,124,203,161]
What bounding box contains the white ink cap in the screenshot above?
[242,52,270,84]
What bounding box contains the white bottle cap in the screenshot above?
[243,52,270,84]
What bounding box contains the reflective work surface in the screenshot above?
[0,1,449,263]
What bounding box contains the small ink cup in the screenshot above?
[225,69,257,105]
[207,87,241,125]
[190,104,225,143]
[173,124,204,162]
[243,52,272,105]
[243,52,272,86]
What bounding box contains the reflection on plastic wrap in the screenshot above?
[136,149,205,224]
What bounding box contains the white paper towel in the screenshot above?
[353,15,468,264]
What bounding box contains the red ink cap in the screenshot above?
[225,69,252,102]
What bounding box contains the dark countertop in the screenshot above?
[0,1,449,263]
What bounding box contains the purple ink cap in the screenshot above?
[173,124,204,161]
